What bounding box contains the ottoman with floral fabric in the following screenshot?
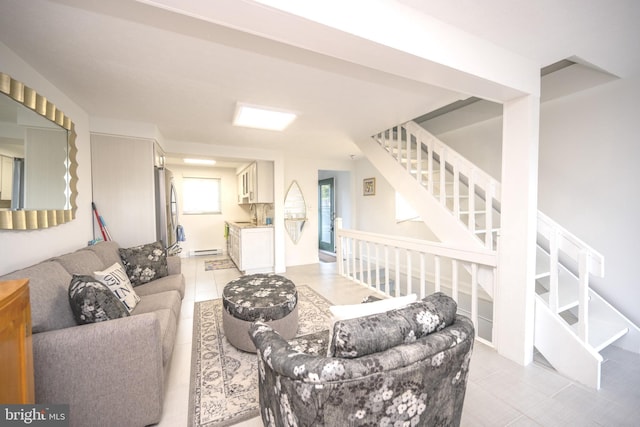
[222,273,299,352]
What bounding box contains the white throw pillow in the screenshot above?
[327,293,418,356]
[94,262,141,313]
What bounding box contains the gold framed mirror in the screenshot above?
[0,72,78,230]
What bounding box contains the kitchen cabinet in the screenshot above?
[237,160,273,204]
[227,222,274,274]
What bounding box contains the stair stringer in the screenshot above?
[589,288,640,353]
[355,136,486,251]
[534,295,603,389]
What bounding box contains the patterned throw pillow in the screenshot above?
[94,262,141,312]
[329,292,457,358]
[326,294,417,356]
[118,241,168,286]
[68,274,130,324]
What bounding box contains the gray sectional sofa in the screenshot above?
[0,241,185,427]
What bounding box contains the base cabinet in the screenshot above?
[227,223,274,274]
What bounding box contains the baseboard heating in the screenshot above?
[190,248,223,256]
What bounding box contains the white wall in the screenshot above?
[168,164,248,257]
[428,75,640,327]
[0,42,93,275]
[538,75,640,326]
[283,154,356,267]
[436,114,503,181]
[354,157,438,240]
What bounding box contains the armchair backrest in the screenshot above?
[249,293,474,427]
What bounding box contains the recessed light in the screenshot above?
[233,103,296,131]
[184,158,216,166]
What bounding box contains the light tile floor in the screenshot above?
[158,257,640,427]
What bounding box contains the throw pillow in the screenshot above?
[329,292,457,359]
[329,293,417,322]
[327,293,417,356]
[118,241,168,286]
[68,274,130,324]
[94,262,141,312]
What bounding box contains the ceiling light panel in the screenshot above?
[184,158,216,165]
[233,103,296,131]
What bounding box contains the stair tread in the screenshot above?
[474,228,500,234]
[571,316,629,352]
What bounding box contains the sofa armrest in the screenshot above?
[167,255,181,275]
[33,313,164,427]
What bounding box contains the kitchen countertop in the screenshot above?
[226,221,273,229]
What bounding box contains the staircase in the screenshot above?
[356,120,640,389]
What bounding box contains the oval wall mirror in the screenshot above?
[0,72,78,230]
[284,180,307,244]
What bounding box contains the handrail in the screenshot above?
[335,218,497,347]
[537,210,604,277]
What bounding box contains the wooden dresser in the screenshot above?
[0,279,35,404]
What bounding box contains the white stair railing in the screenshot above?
[371,121,640,352]
[373,122,501,250]
[536,211,605,345]
[335,218,498,347]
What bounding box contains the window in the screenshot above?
[182,177,221,214]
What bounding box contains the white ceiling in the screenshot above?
[0,0,638,165]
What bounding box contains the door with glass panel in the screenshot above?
[318,178,335,252]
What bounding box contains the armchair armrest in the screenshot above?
[33,313,164,427]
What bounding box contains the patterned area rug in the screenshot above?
[204,258,237,271]
[188,285,333,426]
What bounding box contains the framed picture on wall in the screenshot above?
[363,177,376,196]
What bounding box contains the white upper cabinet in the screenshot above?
[237,160,273,204]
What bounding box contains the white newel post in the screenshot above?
[335,217,343,275]
[495,94,540,366]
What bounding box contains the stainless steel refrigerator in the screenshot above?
[155,167,178,248]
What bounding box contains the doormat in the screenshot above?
[204,258,237,271]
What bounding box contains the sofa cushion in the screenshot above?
[94,263,141,313]
[132,290,182,322]
[0,261,76,333]
[68,275,130,324]
[54,249,106,276]
[329,292,457,358]
[133,273,186,299]
[86,241,125,270]
[119,242,168,286]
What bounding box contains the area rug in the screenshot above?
[204,258,237,271]
[188,285,333,427]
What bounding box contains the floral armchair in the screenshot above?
[248,292,474,427]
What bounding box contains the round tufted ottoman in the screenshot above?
[222,273,299,352]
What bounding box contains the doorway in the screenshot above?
[318,177,335,254]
